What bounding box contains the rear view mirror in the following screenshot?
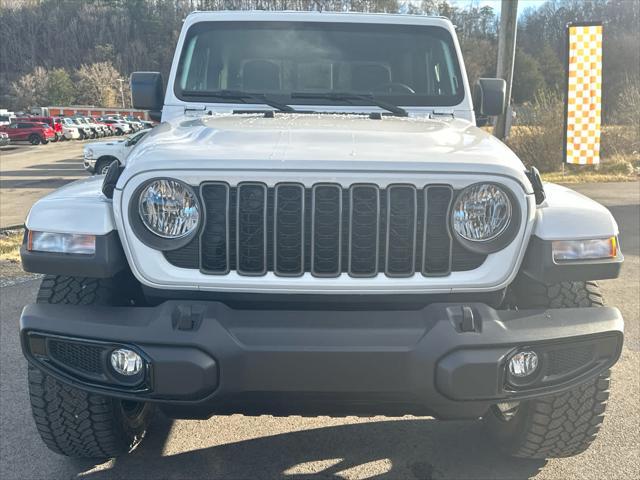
[131,72,164,122]
[473,78,506,116]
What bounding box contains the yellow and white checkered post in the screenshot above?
[565,23,603,165]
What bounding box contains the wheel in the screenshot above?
[29,134,41,145]
[28,275,152,458]
[116,128,123,136]
[41,138,49,145]
[484,279,609,458]
[90,130,96,139]
[95,158,117,175]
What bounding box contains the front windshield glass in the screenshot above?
[175,21,464,107]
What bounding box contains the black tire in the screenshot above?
[485,279,609,458]
[95,158,117,176]
[41,138,49,145]
[29,134,40,145]
[116,128,123,136]
[28,275,152,458]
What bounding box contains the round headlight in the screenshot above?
[452,183,512,242]
[138,179,200,238]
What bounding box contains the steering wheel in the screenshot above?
[373,82,416,94]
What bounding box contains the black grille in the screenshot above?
[165,183,487,277]
[275,184,305,276]
[48,340,104,375]
[547,345,595,375]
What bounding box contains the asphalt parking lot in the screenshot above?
[0,141,88,228]
[0,142,638,479]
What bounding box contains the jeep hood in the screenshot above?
[123,114,532,190]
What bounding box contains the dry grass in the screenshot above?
[0,230,23,263]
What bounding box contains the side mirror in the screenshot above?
[131,72,164,122]
[473,78,506,116]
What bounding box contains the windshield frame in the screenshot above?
[173,20,466,109]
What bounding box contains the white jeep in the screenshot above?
[20,11,624,460]
[83,129,151,175]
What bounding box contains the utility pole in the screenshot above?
[117,78,125,109]
[494,0,519,140]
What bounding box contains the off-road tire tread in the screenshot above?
[28,367,140,458]
[29,275,150,458]
[505,372,610,458]
[36,275,116,305]
[513,279,604,309]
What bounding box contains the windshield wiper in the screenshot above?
[181,89,298,113]
[291,92,408,117]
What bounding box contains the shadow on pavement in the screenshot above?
[79,414,545,480]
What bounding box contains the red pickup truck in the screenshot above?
[0,121,56,145]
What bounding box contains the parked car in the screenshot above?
[83,128,151,174]
[20,11,624,461]
[61,117,91,140]
[92,117,116,136]
[99,117,132,135]
[15,116,64,141]
[0,121,55,144]
[0,109,16,126]
[73,117,104,138]
[0,131,10,146]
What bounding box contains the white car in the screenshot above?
[64,118,92,140]
[99,118,132,135]
[60,122,81,140]
[83,128,150,174]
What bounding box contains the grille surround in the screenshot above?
[165,181,488,278]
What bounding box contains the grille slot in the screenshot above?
[349,185,380,277]
[274,183,305,276]
[164,183,487,277]
[200,182,230,274]
[423,185,453,275]
[312,184,343,276]
[385,185,417,277]
[236,183,267,275]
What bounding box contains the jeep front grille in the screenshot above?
[164,183,486,277]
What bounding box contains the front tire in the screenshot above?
[95,158,117,176]
[29,134,40,145]
[485,279,610,458]
[28,275,152,458]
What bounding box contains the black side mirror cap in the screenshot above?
[473,78,506,116]
[131,72,164,122]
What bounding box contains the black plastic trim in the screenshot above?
[274,182,305,277]
[385,184,417,277]
[199,182,230,275]
[236,182,268,276]
[20,230,126,278]
[422,184,453,276]
[311,183,343,277]
[20,300,623,419]
[348,183,380,278]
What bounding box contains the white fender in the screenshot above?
[25,177,116,235]
[534,183,618,241]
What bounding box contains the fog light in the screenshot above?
[508,351,539,378]
[110,348,143,376]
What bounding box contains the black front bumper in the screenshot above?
[20,301,623,420]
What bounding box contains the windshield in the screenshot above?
[175,21,464,108]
